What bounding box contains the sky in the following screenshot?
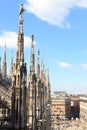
[0,0,87,94]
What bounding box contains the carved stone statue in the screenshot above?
[19,4,24,18]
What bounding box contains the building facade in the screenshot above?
[51,92,81,122]
[80,96,87,129]
[51,92,71,121]
[70,96,80,119]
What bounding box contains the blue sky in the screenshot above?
[0,0,87,94]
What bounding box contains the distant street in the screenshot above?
[51,119,86,130]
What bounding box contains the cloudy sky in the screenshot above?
[0,0,87,94]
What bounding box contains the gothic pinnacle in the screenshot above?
[1,43,7,77]
[19,4,24,33]
[31,34,34,54]
[0,57,1,73]
[4,43,6,63]
[30,34,35,73]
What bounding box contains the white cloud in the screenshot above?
[58,61,72,69]
[0,31,31,48]
[80,64,87,70]
[24,0,87,28]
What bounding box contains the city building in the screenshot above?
[80,96,87,129]
[0,4,51,130]
[51,91,71,121]
[70,96,80,119]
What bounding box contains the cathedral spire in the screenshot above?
[40,59,43,79]
[4,43,6,63]
[10,50,13,76]
[11,5,27,129]
[19,4,24,34]
[0,57,1,74]
[30,34,35,74]
[2,43,7,77]
[46,68,50,84]
[11,50,13,65]
[31,34,34,54]
[16,4,24,65]
[37,49,40,76]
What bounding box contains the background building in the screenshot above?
[51,91,71,121]
[70,96,80,119]
[80,96,87,129]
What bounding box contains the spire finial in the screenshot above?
[4,43,6,63]
[1,43,7,77]
[30,34,35,73]
[31,34,34,44]
[31,34,34,54]
[19,4,24,33]
[19,4,24,18]
[38,49,40,57]
[37,49,40,64]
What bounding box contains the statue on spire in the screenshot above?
[19,4,24,19]
[31,34,34,55]
[19,4,24,31]
[31,34,34,44]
